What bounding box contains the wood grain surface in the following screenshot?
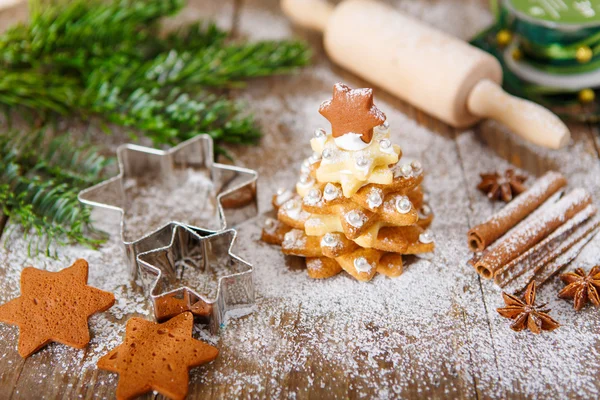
[1,1,599,399]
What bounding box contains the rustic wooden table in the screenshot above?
[1,0,600,399]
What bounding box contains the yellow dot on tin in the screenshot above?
[511,48,523,61]
[576,46,593,64]
[496,30,513,47]
[578,89,595,104]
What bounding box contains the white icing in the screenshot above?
[355,155,371,174]
[323,183,340,201]
[284,200,301,219]
[419,231,434,244]
[305,217,324,229]
[300,159,311,175]
[321,233,338,248]
[379,139,395,154]
[334,133,370,151]
[396,196,412,214]
[367,189,383,208]
[354,257,373,273]
[321,148,335,164]
[400,164,413,178]
[303,188,322,205]
[297,176,314,191]
[276,190,293,205]
[345,210,365,228]
[308,152,321,164]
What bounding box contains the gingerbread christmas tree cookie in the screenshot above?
[0,259,115,358]
[262,83,435,282]
[98,312,218,400]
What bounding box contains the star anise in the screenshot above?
[497,281,560,334]
[477,169,527,202]
[558,266,600,311]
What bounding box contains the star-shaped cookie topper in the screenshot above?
[0,259,115,358]
[319,82,386,143]
[78,134,258,278]
[98,312,219,400]
[136,223,254,333]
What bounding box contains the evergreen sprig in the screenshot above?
[0,130,113,254]
[0,0,311,152]
[0,0,310,251]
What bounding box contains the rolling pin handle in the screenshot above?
[281,0,334,32]
[467,79,571,150]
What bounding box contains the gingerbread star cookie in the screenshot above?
[98,312,219,400]
[0,259,115,358]
[319,82,386,143]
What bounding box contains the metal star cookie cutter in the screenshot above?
[78,135,258,278]
[136,222,254,333]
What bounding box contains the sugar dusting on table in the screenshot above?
[1,104,600,399]
[123,168,220,242]
[1,1,600,398]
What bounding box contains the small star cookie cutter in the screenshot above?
[136,222,254,333]
[78,135,258,278]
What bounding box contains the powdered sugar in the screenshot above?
[123,168,220,241]
[0,224,151,371]
[1,0,599,398]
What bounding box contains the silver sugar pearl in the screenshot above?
[376,120,390,131]
[411,160,422,174]
[401,164,413,177]
[379,139,391,150]
[314,128,326,138]
[283,232,294,245]
[356,156,369,168]
[395,196,412,214]
[301,161,311,175]
[354,257,371,273]
[419,231,434,244]
[367,191,383,208]
[307,188,321,201]
[323,183,339,201]
[321,233,338,247]
[285,200,298,210]
[299,174,313,185]
[420,205,432,217]
[322,148,334,160]
[309,152,322,164]
[265,218,275,228]
[347,210,363,227]
[276,188,286,196]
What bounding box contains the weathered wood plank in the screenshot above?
[455,120,600,398]
[1,1,599,399]
[0,2,237,400]
[225,1,498,399]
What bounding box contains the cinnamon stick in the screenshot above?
[473,189,592,279]
[502,218,600,294]
[468,190,563,267]
[494,205,597,287]
[467,171,566,252]
[533,225,599,286]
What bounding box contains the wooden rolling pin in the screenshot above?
[281,0,570,149]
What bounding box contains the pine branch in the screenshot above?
[0,69,78,114]
[0,0,311,252]
[134,41,311,89]
[0,0,185,69]
[0,130,112,252]
[84,79,262,148]
[162,22,228,52]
